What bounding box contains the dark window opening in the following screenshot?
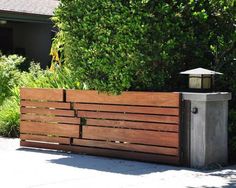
[0,27,13,54]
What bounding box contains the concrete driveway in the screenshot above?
[0,137,235,188]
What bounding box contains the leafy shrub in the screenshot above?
[0,54,25,104]
[53,1,166,93]
[53,0,235,93]
[0,96,20,137]
[0,54,81,138]
[19,63,81,89]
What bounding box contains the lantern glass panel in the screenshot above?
[202,75,212,89]
[189,74,202,89]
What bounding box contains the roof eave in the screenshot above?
[0,10,53,24]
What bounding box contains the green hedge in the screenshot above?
[54,0,235,93]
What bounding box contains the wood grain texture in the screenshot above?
[74,103,179,115]
[20,134,70,144]
[20,141,180,165]
[21,101,70,109]
[67,90,180,107]
[20,121,80,137]
[21,107,75,117]
[82,126,179,147]
[73,139,178,156]
[78,111,179,124]
[20,88,64,101]
[86,119,179,132]
[21,114,80,124]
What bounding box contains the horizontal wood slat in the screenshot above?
[86,119,179,132]
[20,134,70,144]
[74,103,179,116]
[20,141,180,165]
[21,88,64,101]
[82,126,179,147]
[73,139,178,156]
[20,121,80,138]
[67,90,180,107]
[21,114,80,124]
[21,101,70,109]
[21,108,75,117]
[78,111,179,124]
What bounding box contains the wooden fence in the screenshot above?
[20,88,181,165]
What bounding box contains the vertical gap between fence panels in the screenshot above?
[63,89,66,102]
[179,93,184,165]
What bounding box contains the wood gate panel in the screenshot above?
[68,90,181,165]
[20,88,80,146]
[20,88,181,165]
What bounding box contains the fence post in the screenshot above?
[182,92,231,168]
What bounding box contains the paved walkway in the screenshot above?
[0,137,235,188]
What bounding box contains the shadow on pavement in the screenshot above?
[17,147,236,186]
[17,147,185,175]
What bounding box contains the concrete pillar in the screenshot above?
[182,92,231,168]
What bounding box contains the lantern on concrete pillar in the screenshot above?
[180,68,222,91]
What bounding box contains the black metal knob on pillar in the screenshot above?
[191,107,198,114]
